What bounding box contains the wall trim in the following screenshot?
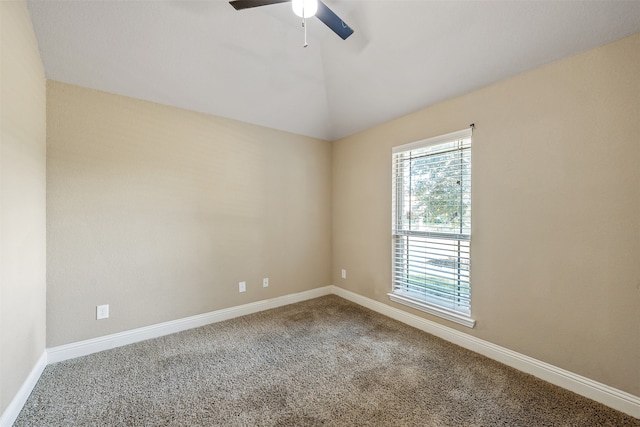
[330,285,640,419]
[4,285,638,423]
[0,351,47,427]
[47,286,332,364]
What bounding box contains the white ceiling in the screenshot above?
[28,0,640,141]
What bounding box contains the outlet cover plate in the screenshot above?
[239,281,246,292]
[263,278,269,288]
[97,304,109,320]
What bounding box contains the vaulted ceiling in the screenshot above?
[28,0,640,141]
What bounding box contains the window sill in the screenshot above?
[388,292,476,328]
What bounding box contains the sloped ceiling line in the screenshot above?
[28,0,640,141]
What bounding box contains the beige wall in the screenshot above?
[6,2,638,412]
[46,81,331,347]
[0,0,47,414]
[332,33,640,396]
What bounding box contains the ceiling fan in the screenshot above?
[229,0,354,45]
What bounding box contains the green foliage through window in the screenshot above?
[392,130,472,315]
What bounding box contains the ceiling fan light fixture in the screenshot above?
[292,0,318,18]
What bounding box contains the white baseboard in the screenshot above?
[330,285,640,419]
[5,285,638,423]
[47,286,332,364]
[0,351,47,427]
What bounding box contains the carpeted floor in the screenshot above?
[14,295,640,426]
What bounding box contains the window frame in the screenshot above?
[389,128,475,328]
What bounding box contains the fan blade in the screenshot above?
[229,0,290,11]
[315,0,354,40]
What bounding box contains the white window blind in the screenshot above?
[391,129,473,325]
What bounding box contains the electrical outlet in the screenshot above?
[263,277,269,288]
[96,304,109,320]
[341,269,347,279]
[239,281,246,293]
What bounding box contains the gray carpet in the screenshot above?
[14,296,640,426]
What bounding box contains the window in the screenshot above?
[390,128,475,328]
